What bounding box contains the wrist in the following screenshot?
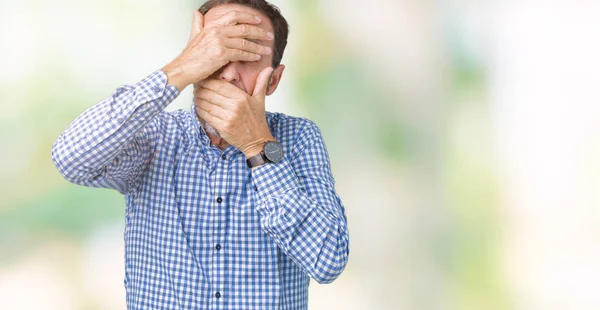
[246,139,285,170]
[243,147,263,160]
[162,62,190,92]
[242,134,275,159]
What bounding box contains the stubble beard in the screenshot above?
[199,118,221,138]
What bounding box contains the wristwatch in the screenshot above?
[246,141,284,168]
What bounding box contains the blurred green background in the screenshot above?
[2,0,600,309]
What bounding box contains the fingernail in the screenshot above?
[265,47,272,54]
[267,32,274,39]
[255,16,261,22]
[255,54,262,60]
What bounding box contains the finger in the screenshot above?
[197,108,225,133]
[225,38,272,56]
[227,49,262,63]
[212,10,262,27]
[252,66,274,99]
[195,88,233,108]
[195,98,228,120]
[201,79,248,98]
[190,10,204,38]
[221,24,274,41]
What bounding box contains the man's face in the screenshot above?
[197,3,283,95]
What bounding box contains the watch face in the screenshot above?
[264,141,284,163]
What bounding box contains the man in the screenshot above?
[51,0,349,309]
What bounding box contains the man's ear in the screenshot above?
[266,64,285,96]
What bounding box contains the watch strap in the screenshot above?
[246,151,268,169]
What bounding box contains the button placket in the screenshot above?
[211,153,228,306]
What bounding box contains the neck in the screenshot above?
[207,131,229,150]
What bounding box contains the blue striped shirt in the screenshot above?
[51,70,349,309]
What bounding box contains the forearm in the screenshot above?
[51,70,179,185]
[252,158,350,284]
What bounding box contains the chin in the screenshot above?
[200,119,221,138]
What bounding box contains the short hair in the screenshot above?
[199,0,289,67]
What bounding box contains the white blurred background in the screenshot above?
[1,0,599,309]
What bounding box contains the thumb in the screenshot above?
[190,10,204,38]
[252,67,274,100]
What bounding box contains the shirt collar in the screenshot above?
[189,102,212,148]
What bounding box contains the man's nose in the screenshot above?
[217,62,240,83]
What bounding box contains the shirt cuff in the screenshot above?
[251,156,301,209]
[131,69,180,110]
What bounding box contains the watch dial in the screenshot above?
[264,142,284,163]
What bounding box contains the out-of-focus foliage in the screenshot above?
[2,1,600,309]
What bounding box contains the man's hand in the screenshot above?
[162,10,274,91]
[194,66,275,157]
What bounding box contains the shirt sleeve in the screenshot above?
[250,121,350,284]
[51,70,180,194]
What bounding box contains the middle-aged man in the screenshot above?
[51,0,349,309]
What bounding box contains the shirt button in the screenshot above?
[221,154,227,160]
[215,244,221,251]
[253,185,258,192]
[215,292,221,299]
[216,197,223,203]
[152,86,161,93]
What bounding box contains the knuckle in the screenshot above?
[236,97,247,106]
[240,24,249,34]
[243,50,255,58]
[237,99,248,111]
[215,46,226,57]
[249,42,260,53]
[235,53,246,61]
[244,53,255,61]
[230,103,241,114]
[208,28,219,37]
[227,10,239,19]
